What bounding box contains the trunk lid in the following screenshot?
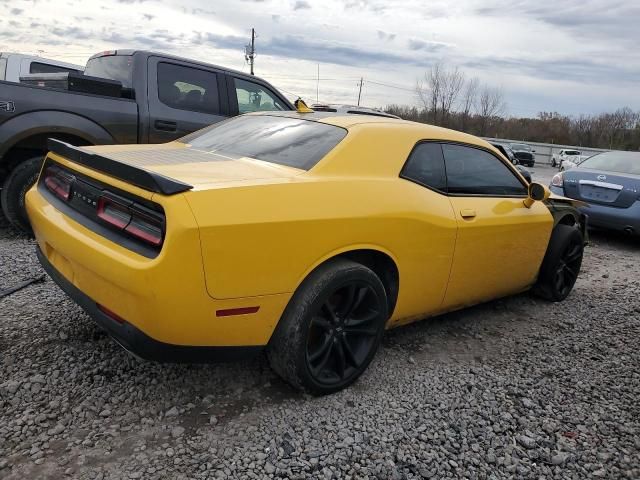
[83,142,304,190]
[562,168,640,208]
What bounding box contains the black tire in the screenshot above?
[534,224,584,302]
[551,159,557,167]
[1,156,43,234]
[267,259,388,395]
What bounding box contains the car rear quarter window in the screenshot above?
[157,62,220,115]
[84,55,133,88]
[442,144,527,196]
[180,115,347,170]
[400,142,447,192]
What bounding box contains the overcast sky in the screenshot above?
[1,0,638,117]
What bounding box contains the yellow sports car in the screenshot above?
[26,111,586,394]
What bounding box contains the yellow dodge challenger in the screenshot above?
[26,111,586,394]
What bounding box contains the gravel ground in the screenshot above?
[1,175,639,479]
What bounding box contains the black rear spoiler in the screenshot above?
[46,139,193,195]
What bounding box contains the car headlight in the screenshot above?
[551,172,564,187]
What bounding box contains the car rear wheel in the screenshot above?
[1,156,42,234]
[551,159,557,167]
[267,259,388,395]
[533,224,584,302]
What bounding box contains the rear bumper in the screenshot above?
[37,246,261,362]
[550,186,640,234]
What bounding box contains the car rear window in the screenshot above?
[579,151,640,175]
[179,115,347,170]
[84,55,134,88]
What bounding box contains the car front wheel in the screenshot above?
[534,224,584,302]
[267,259,388,395]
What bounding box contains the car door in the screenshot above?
[146,57,228,143]
[394,142,457,325]
[440,143,553,310]
[227,75,290,115]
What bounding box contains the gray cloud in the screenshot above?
[143,14,154,20]
[260,35,439,67]
[50,26,93,40]
[377,30,396,42]
[292,1,310,11]
[407,39,445,51]
[10,8,23,14]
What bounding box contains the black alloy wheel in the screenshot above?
[267,259,388,395]
[534,224,584,302]
[552,241,583,299]
[306,282,382,385]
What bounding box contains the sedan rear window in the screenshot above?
[179,115,347,170]
[579,151,640,175]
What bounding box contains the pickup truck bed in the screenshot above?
[0,49,293,231]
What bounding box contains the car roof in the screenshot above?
[248,111,493,148]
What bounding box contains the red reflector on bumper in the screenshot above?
[216,306,260,317]
[98,304,126,324]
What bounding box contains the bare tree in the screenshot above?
[476,85,506,136]
[459,77,479,132]
[415,62,467,126]
[439,67,465,127]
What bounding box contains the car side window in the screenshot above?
[29,62,80,75]
[400,142,447,192]
[442,143,527,196]
[157,62,219,115]
[234,78,287,113]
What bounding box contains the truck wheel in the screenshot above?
[1,156,43,234]
[267,259,388,395]
[533,224,584,302]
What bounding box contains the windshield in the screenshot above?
[579,151,640,175]
[511,144,531,151]
[84,55,133,88]
[180,115,347,171]
[565,150,580,156]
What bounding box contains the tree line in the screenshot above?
[384,63,640,151]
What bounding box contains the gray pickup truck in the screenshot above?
[0,50,294,231]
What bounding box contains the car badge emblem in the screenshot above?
[597,174,606,181]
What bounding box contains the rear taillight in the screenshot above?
[44,167,74,201]
[97,194,164,247]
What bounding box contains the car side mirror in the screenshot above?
[524,182,549,208]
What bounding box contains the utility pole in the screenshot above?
[357,77,364,106]
[245,28,256,75]
[316,64,319,104]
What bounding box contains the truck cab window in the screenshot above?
[157,62,219,115]
[234,78,287,113]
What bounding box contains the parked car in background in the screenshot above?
[490,142,516,164]
[550,151,640,235]
[0,52,82,82]
[560,154,590,171]
[27,110,585,394]
[490,142,531,182]
[509,143,535,167]
[0,49,293,231]
[552,149,581,168]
